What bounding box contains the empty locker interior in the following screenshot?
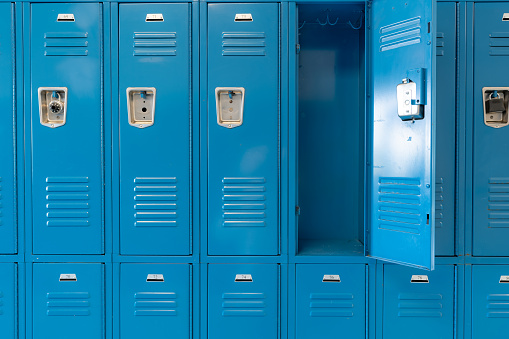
[295,3,366,256]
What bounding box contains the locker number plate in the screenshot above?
[500,276,509,283]
[235,274,253,282]
[59,274,77,282]
[147,274,164,282]
[323,275,341,282]
[410,275,429,283]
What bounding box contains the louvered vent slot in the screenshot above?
[134,177,178,227]
[222,177,266,228]
[486,294,509,318]
[435,178,444,228]
[489,32,509,56]
[222,293,266,317]
[46,177,90,228]
[378,177,422,234]
[309,293,354,318]
[134,292,177,316]
[46,292,90,316]
[398,293,443,318]
[380,17,422,52]
[222,33,266,56]
[436,32,445,56]
[44,32,88,56]
[133,32,176,56]
[487,178,509,228]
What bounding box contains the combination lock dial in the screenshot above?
[49,100,63,114]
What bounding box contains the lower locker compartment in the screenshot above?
[472,265,509,338]
[296,264,366,339]
[383,264,455,339]
[208,264,279,339]
[33,263,104,339]
[120,263,191,339]
[0,263,16,339]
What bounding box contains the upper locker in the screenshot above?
[367,0,436,269]
[207,4,280,255]
[0,3,16,254]
[30,3,103,254]
[118,4,192,256]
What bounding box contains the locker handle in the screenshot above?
[500,276,509,283]
[235,274,253,282]
[410,275,429,283]
[322,275,341,283]
[146,274,164,282]
[59,274,77,282]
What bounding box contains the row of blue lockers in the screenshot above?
[0,262,508,339]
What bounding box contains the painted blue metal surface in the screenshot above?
[207,3,280,256]
[435,2,456,257]
[0,3,16,255]
[383,264,455,338]
[0,263,16,339]
[296,264,365,339]
[367,0,436,270]
[472,265,509,338]
[33,263,104,339]
[30,3,103,255]
[118,3,191,256]
[473,3,509,257]
[120,263,190,339]
[208,264,279,339]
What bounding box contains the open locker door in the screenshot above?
[367,0,436,270]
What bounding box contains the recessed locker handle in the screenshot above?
[59,274,77,282]
[500,276,509,283]
[322,275,341,283]
[410,275,429,283]
[235,274,253,282]
[38,87,68,128]
[146,274,164,282]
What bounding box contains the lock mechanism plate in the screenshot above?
[127,87,156,128]
[38,87,68,128]
[215,87,245,128]
[483,87,509,128]
[397,80,424,121]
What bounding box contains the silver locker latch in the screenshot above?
[483,87,509,128]
[38,87,68,128]
[397,79,424,121]
[216,87,245,128]
[127,87,156,128]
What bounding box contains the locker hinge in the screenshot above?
[296,44,301,54]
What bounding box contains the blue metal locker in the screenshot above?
[472,265,509,338]
[473,3,509,256]
[0,3,16,254]
[367,0,436,270]
[208,264,279,339]
[207,3,280,255]
[0,263,16,339]
[120,263,191,339]
[118,3,192,256]
[296,264,365,339]
[33,263,104,339]
[435,2,456,256]
[30,3,103,254]
[383,265,455,339]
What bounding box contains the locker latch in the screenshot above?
[38,87,68,128]
[127,87,156,128]
[235,274,253,282]
[397,78,424,121]
[216,87,245,128]
[483,87,509,128]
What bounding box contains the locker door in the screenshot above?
[208,264,279,339]
[367,0,436,270]
[207,4,280,255]
[30,3,103,254]
[473,4,509,256]
[0,3,16,254]
[118,4,191,256]
[472,265,509,338]
[0,263,16,339]
[435,2,456,256]
[33,263,104,339]
[296,264,365,339]
[120,264,191,339]
[383,265,455,338]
